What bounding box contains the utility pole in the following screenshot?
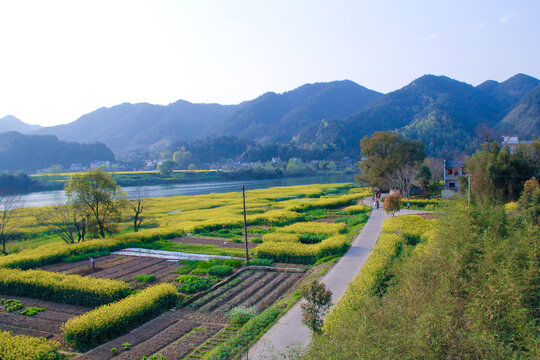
[242,186,249,261]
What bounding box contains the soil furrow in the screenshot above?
[242,272,289,308]
[0,323,55,338]
[0,313,62,333]
[190,271,252,308]
[204,272,272,313]
[255,273,302,312]
[77,310,183,360]
[114,320,200,359]
[198,271,267,313]
[156,323,223,360]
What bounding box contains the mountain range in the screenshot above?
[2,74,539,159]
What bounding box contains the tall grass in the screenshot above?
[305,200,539,360]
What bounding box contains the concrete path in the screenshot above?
[247,201,429,360]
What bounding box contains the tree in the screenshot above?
[172,148,193,170]
[158,160,176,177]
[357,131,425,191]
[385,164,419,198]
[383,193,402,216]
[131,189,146,232]
[417,164,432,190]
[301,281,333,334]
[464,140,539,202]
[65,169,127,238]
[0,192,22,255]
[40,201,86,244]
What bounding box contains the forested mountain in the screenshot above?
[35,101,239,153]
[0,115,42,134]
[3,74,539,160]
[0,132,114,172]
[498,84,540,138]
[294,74,540,157]
[206,80,382,144]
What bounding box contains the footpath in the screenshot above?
[247,201,429,360]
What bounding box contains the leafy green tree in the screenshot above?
[464,140,539,202]
[158,160,176,177]
[357,131,425,191]
[301,281,333,334]
[172,148,193,169]
[417,165,432,190]
[66,169,127,238]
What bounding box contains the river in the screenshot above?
[16,174,355,208]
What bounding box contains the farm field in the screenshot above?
[0,295,90,342]
[76,268,304,360]
[0,183,372,360]
[41,255,181,289]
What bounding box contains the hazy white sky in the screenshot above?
[0,0,539,126]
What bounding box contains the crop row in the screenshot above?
[0,268,131,307]
[276,221,347,235]
[0,331,61,360]
[62,283,177,351]
[255,234,349,264]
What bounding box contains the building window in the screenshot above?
[449,182,455,188]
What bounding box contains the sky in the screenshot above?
[0,0,539,127]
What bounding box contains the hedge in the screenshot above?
[0,268,131,307]
[62,283,178,350]
[0,331,61,360]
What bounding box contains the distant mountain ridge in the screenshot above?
[206,80,382,144]
[294,73,539,157]
[0,115,42,134]
[35,101,239,153]
[3,74,539,158]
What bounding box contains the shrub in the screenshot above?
[62,283,177,351]
[301,281,333,334]
[0,298,24,312]
[190,268,209,275]
[223,258,243,268]
[208,265,233,277]
[175,275,217,294]
[383,193,402,216]
[133,273,156,284]
[0,268,131,307]
[21,306,45,316]
[228,305,258,326]
[0,331,61,360]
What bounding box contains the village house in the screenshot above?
[443,159,465,190]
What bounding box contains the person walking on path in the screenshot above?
[89,257,95,272]
[376,199,380,210]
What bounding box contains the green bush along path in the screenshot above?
[248,199,430,360]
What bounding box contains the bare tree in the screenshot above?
[0,192,22,255]
[385,164,419,198]
[131,188,147,232]
[38,201,86,244]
